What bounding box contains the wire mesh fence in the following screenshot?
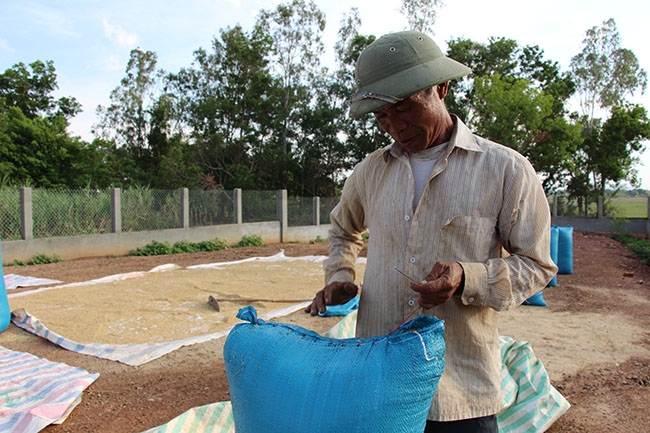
[121,188,180,232]
[1,188,340,240]
[288,196,314,227]
[189,189,235,227]
[286,196,340,226]
[0,188,21,241]
[3,187,649,243]
[242,190,277,223]
[319,197,340,225]
[32,189,113,238]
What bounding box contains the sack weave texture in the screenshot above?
[223,306,445,433]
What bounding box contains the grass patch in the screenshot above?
[611,233,650,265]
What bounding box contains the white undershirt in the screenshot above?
[409,143,447,211]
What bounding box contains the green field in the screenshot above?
[607,197,649,218]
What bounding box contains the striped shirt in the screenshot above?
[324,115,557,421]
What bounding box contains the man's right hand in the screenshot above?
[304,282,359,316]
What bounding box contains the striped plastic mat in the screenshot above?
[3,274,61,290]
[0,346,99,433]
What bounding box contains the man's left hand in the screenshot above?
[409,261,464,309]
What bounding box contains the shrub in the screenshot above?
[191,238,229,252]
[235,234,264,248]
[10,253,63,266]
[171,241,196,253]
[130,240,174,256]
[129,238,229,256]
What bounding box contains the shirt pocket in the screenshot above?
[439,216,497,262]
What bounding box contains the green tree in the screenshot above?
[293,72,348,196]
[147,93,202,189]
[589,104,650,194]
[167,25,275,190]
[399,0,444,35]
[80,138,132,188]
[0,105,92,188]
[95,48,198,188]
[255,0,326,190]
[570,18,647,125]
[446,37,579,192]
[330,10,389,176]
[568,18,648,204]
[0,61,103,188]
[0,60,81,120]
[95,49,163,183]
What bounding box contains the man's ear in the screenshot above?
[436,82,449,99]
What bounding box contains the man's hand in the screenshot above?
[304,282,359,316]
[409,261,464,309]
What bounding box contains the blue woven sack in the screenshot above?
[0,240,10,333]
[547,225,559,288]
[556,225,574,274]
[223,306,445,433]
[524,227,557,306]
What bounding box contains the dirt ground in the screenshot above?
[3,233,650,432]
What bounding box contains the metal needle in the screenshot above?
[393,266,420,283]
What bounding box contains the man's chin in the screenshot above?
[400,141,423,153]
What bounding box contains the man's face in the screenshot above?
[373,84,449,153]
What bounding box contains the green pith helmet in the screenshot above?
[348,30,471,118]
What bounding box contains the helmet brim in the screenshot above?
[349,56,471,119]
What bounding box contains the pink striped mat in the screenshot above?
[0,346,99,433]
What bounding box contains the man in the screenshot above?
[305,30,557,432]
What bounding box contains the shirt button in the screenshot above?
[404,215,410,221]
[408,299,415,306]
[468,297,475,303]
[410,257,416,263]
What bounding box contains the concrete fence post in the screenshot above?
[597,196,603,218]
[20,187,33,240]
[233,188,242,225]
[277,190,288,243]
[180,188,190,229]
[111,188,121,234]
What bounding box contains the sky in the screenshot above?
[1,0,649,189]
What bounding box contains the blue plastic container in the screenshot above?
[0,241,10,332]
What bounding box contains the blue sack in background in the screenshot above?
[556,225,574,274]
[546,226,559,288]
[223,306,445,433]
[523,290,548,307]
[525,226,557,306]
[0,239,10,333]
